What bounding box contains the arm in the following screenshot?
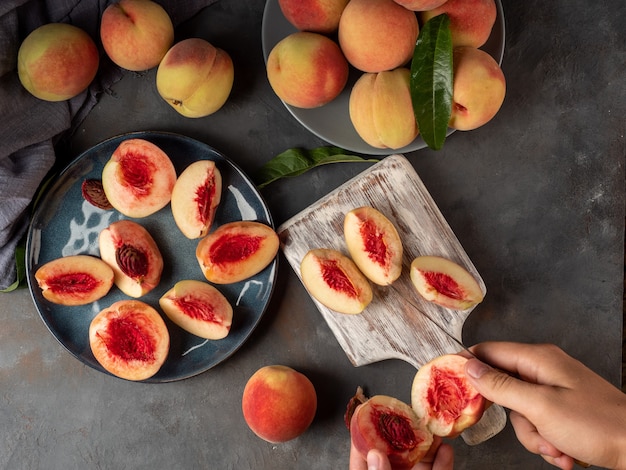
[465,341,626,470]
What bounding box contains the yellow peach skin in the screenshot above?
[349,68,419,149]
[100,0,174,71]
[278,0,349,33]
[420,0,496,48]
[17,23,99,102]
[338,0,419,73]
[156,38,234,118]
[393,0,448,11]
[266,32,349,109]
[449,46,506,131]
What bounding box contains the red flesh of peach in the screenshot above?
[159,279,233,340]
[350,395,434,469]
[196,221,279,284]
[344,206,403,285]
[34,255,114,306]
[300,248,373,314]
[411,354,486,437]
[89,300,170,381]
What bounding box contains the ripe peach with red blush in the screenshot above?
[392,0,447,10]
[101,139,176,218]
[278,0,349,33]
[266,31,349,109]
[89,299,170,381]
[17,23,99,102]
[100,0,174,71]
[411,354,486,437]
[338,0,419,73]
[300,248,373,314]
[196,221,279,284]
[410,255,484,310]
[344,206,403,285]
[34,255,114,306]
[242,365,317,443]
[99,220,164,298]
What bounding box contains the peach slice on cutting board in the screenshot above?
[34,255,114,306]
[89,299,170,381]
[171,159,222,239]
[99,220,164,298]
[411,354,486,437]
[344,206,403,286]
[410,255,484,310]
[101,138,176,218]
[300,248,373,314]
[159,280,233,340]
[196,221,279,284]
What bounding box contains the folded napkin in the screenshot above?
[0,0,217,290]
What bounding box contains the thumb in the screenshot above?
[465,358,537,414]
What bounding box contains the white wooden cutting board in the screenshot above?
[278,154,506,445]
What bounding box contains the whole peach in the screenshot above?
[420,0,496,48]
[156,38,234,118]
[242,365,317,443]
[17,23,99,102]
[266,32,349,109]
[349,68,419,149]
[393,0,448,10]
[449,46,506,131]
[278,0,349,33]
[338,0,419,73]
[100,0,174,71]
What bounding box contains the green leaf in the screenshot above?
[255,146,378,189]
[1,240,26,293]
[410,14,453,151]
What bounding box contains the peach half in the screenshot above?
[17,23,99,102]
[300,248,373,314]
[349,68,419,149]
[100,0,174,71]
[338,0,419,73]
[196,221,279,284]
[242,365,317,443]
[344,206,403,286]
[410,255,484,310]
[89,299,170,381]
[159,280,233,340]
[99,220,164,298]
[156,38,234,118]
[34,255,114,306]
[411,354,486,437]
[350,395,434,469]
[101,138,177,218]
[420,0,496,49]
[171,160,222,239]
[266,31,349,109]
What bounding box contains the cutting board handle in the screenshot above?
[461,403,508,445]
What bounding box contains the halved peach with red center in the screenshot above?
[101,138,176,218]
[411,354,486,437]
[171,159,222,239]
[99,220,164,298]
[34,255,114,306]
[89,299,170,381]
[410,255,484,310]
[350,394,433,469]
[196,221,279,284]
[300,248,373,314]
[344,206,403,286]
[159,280,233,339]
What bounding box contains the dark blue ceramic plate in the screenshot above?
[26,131,277,383]
[261,0,505,156]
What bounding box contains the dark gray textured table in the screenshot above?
[2,1,624,469]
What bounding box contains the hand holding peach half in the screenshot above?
[242,365,317,443]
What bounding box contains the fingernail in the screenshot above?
[366,450,382,470]
[466,358,490,379]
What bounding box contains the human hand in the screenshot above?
[465,341,626,470]
[349,436,454,470]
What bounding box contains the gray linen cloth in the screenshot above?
[0,0,217,290]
